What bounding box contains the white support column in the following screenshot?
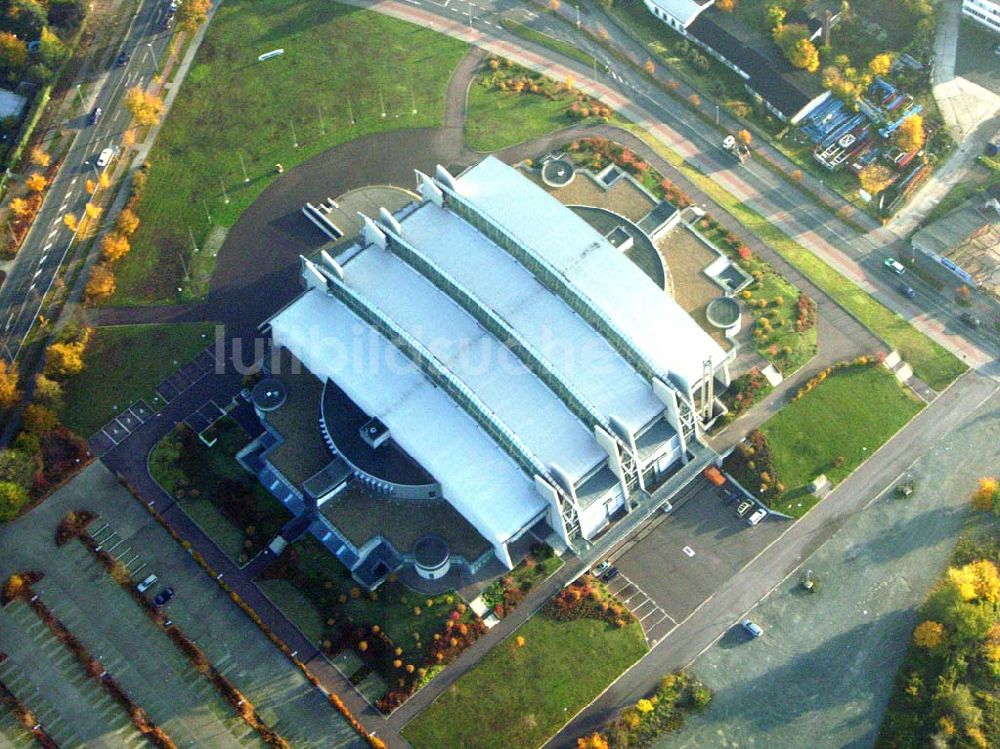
[653,378,689,463]
[533,475,572,546]
[415,170,445,206]
[358,213,387,249]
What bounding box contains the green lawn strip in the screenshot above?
[149,418,291,560]
[761,366,924,515]
[622,124,965,389]
[499,18,599,69]
[112,0,467,305]
[403,612,647,749]
[59,322,215,435]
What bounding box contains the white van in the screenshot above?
[747,508,768,526]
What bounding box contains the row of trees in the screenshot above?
[878,495,998,748]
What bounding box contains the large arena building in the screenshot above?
[247,157,731,588]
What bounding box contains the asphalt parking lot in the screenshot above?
[608,476,787,642]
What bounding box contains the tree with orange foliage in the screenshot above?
[971,477,998,513]
[0,360,20,409]
[577,734,609,749]
[63,213,78,231]
[644,59,655,75]
[913,620,945,649]
[9,197,30,217]
[25,173,47,193]
[717,0,737,11]
[84,263,116,305]
[29,148,50,168]
[737,129,752,147]
[101,233,131,262]
[115,208,140,236]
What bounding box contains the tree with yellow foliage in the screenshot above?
[44,340,87,377]
[99,172,111,190]
[913,620,945,649]
[176,0,211,32]
[84,203,102,221]
[25,173,47,193]
[124,86,165,126]
[895,115,925,153]
[115,208,140,236]
[63,213,78,231]
[717,0,737,11]
[564,74,574,91]
[84,263,116,305]
[29,148,50,168]
[789,38,820,72]
[85,178,96,195]
[0,360,20,409]
[576,734,609,749]
[868,53,893,77]
[948,561,1000,603]
[100,233,131,262]
[33,374,63,410]
[971,477,998,513]
[737,129,752,147]
[9,197,30,217]
[22,404,59,436]
[858,164,894,195]
[548,0,560,10]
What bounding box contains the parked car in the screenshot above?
[87,107,102,125]
[153,587,174,607]
[659,500,673,514]
[899,285,916,299]
[722,486,740,505]
[137,574,158,593]
[883,257,906,275]
[959,312,981,329]
[741,619,763,638]
[747,508,768,526]
[592,560,611,577]
[735,500,753,518]
[115,50,130,67]
[96,147,114,168]
[601,566,619,583]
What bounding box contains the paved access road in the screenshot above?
[547,369,999,746]
[0,0,176,362]
[658,385,1000,749]
[341,0,997,366]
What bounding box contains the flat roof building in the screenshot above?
[912,197,1000,294]
[254,158,730,587]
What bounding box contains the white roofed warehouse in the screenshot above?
[249,157,732,590]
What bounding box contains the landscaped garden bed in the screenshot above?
[724,358,924,517]
[576,670,713,749]
[258,536,483,713]
[149,419,290,561]
[480,542,564,619]
[719,367,773,423]
[466,58,612,152]
[403,575,648,749]
[563,137,816,375]
[725,356,924,517]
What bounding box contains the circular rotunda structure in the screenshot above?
[413,534,451,580]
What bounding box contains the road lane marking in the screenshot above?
[43,243,52,251]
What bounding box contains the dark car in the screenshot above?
[87,107,102,125]
[899,285,916,299]
[959,312,981,329]
[601,566,619,583]
[152,587,174,607]
[115,50,130,67]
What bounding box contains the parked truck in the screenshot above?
[722,134,751,164]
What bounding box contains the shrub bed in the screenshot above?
[480,542,562,619]
[544,574,635,628]
[720,368,773,422]
[579,670,712,749]
[0,657,60,748]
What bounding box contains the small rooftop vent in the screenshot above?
[360,417,391,449]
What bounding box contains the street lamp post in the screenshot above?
[219,176,229,204]
[576,4,580,27]
[145,43,159,75]
[238,152,249,183]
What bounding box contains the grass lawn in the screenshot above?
[403,612,647,749]
[113,0,467,305]
[149,418,290,561]
[761,365,924,506]
[59,322,215,435]
[622,124,966,390]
